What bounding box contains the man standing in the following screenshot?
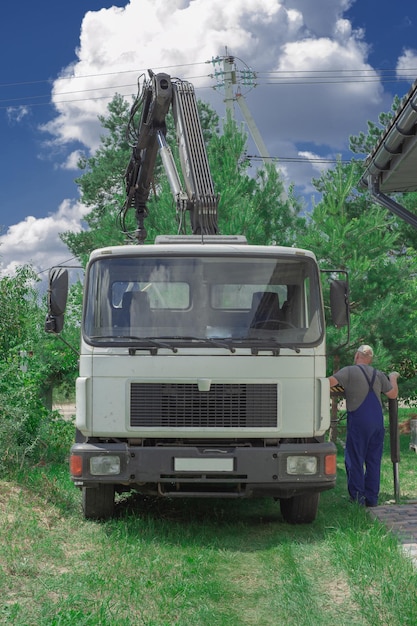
[329,345,399,507]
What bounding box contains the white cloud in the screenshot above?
[60,150,85,171]
[273,145,332,204]
[298,150,330,175]
[0,200,88,277]
[7,106,30,124]
[41,0,385,159]
[396,48,417,83]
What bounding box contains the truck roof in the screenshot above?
[88,241,317,261]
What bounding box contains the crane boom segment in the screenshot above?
[123,71,218,242]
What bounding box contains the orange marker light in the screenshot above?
[325,454,337,476]
[70,454,83,477]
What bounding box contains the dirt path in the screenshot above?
[53,403,76,420]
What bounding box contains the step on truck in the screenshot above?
[46,71,349,523]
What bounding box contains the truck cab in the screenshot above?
[67,236,338,522]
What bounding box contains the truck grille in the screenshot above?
[130,383,277,428]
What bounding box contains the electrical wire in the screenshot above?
[246,155,357,164]
[0,61,416,111]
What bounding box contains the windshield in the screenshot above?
[83,252,324,348]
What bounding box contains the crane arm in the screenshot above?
[123,71,219,243]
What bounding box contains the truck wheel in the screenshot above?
[82,485,115,520]
[280,493,320,524]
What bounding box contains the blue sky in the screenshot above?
[1,0,417,276]
[0,1,125,225]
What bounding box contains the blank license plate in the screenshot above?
[174,458,234,472]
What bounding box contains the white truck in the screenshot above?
[46,72,348,523]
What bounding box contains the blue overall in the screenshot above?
[344,366,385,506]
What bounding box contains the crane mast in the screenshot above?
[123,71,219,243]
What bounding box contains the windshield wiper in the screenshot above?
[164,336,237,353]
[90,334,300,354]
[129,337,178,354]
[246,337,301,355]
[89,335,178,354]
[205,337,236,353]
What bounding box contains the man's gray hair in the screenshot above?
[357,344,374,357]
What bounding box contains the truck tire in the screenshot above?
[280,493,320,524]
[82,484,115,520]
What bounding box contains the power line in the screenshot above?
[0,82,138,105]
[0,61,207,90]
[1,63,416,112]
[258,67,417,76]
[1,63,415,90]
[0,77,408,112]
[36,255,80,276]
[246,154,358,165]
[0,93,131,111]
[261,77,415,86]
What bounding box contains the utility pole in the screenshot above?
[222,55,235,118]
[210,54,271,168]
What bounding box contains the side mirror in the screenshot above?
[45,268,69,333]
[330,279,349,328]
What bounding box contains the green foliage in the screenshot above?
[349,94,402,156]
[0,361,44,469]
[61,95,133,264]
[0,266,77,470]
[300,159,417,396]
[0,266,37,353]
[76,94,132,207]
[0,358,73,470]
[211,116,303,245]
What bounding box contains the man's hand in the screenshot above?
[386,371,399,400]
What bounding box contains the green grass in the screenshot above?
[1,410,417,625]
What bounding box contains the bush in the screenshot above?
[0,265,78,472]
[0,359,74,471]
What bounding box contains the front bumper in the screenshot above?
[70,441,337,498]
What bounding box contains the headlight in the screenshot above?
[90,455,121,476]
[286,455,317,475]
